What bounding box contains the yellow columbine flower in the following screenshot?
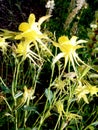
[15,86,34,110]
[52,36,87,71]
[89,85,98,96]
[15,14,50,43]
[14,40,41,65]
[64,112,82,121]
[15,13,50,40]
[15,13,51,54]
[52,77,66,92]
[84,81,98,96]
[75,84,89,104]
[75,80,98,104]
[55,100,64,115]
[0,37,8,54]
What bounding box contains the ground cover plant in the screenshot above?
[0,0,98,130]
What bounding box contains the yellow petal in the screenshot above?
[53,42,59,47]
[64,55,68,68]
[76,40,87,44]
[83,95,89,104]
[58,36,69,44]
[0,37,5,42]
[28,13,35,26]
[19,22,30,32]
[70,36,78,45]
[52,53,64,65]
[15,30,37,40]
[89,86,98,96]
[22,30,37,38]
[15,34,23,39]
[38,15,51,26]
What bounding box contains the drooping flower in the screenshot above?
[15,86,34,110]
[0,37,9,54]
[52,35,87,71]
[14,39,41,65]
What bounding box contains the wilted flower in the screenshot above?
[52,35,87,71]
[0,37,8,54]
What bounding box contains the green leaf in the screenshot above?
[45,88,53,103]
[93,48,98,53]
[91,121,98,126]
[89,73,98,78]
[14,91,23,99]
[0,84,11,94]
[0,77,10,93]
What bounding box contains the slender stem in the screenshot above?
[66,80,71,113]
[15,110,18,130]
[54,115,61,130]
[2,96,12,112]
[12,60,21,130]
[37,99,49,129]
[60,60,67,78]
[24,98,29,127]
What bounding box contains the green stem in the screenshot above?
[12,60,21,130]
[15,110,18,130]
[66,80,71,113]
[2,96,12,112]
[37,99,49,129]
[23,98,30,127]
[54,115,61,130]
